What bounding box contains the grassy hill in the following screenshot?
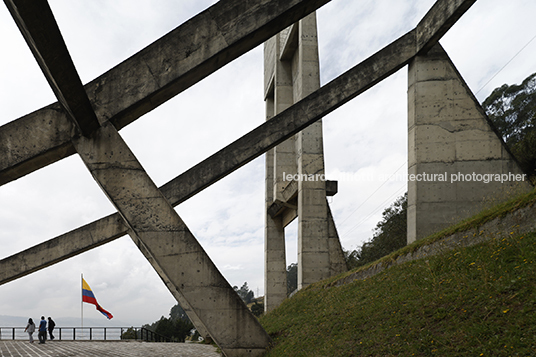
[260,191,536,356]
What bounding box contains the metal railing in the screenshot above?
[139,328,171,342]
[0,327,171,342]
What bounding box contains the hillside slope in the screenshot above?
[260,194,536,356]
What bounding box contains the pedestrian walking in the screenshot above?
[24,318,36,343]
[47,317,56,340]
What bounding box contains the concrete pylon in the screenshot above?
[263,12,347,312]
[407,43,533,243]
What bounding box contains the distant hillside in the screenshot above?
[260,191,536,356]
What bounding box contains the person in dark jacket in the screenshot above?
[47,317,56,340]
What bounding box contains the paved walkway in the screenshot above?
[0,340,221,357]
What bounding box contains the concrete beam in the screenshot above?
[0,214,127,285]
[0,0,475,285]
[416,0,477,55]
[0,0,331,186]
[4,0,100,137]
[266,180,337,216]
[161,30,418,206]
[72,121,270,356]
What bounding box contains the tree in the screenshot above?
[250,301,264,317]
[121,327,138,340]
[483,72,536,178]
[345,193,407,268]
[170,304,189,322]
[343,249,360,271]
[286,263,297,295]
[154,316,174,338]
[142,303,194,342]
[233,282,254,304]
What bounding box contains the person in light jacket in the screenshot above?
[24,318,36,343]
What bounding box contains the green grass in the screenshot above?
[325,188,536,286]
[260,231,536,356]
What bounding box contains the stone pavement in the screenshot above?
[0,340,221,357]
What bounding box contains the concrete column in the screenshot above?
[294,13,331,289]
[407,43,532,243]
[264,147,287,312]
[273,37,298,202]
[263,36,289,312]
[263,81,288,311]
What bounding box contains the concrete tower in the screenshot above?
[263,12,347,312]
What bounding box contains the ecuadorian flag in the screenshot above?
[82,278,113,319]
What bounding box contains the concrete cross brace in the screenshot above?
[72,121,270,357]
[0,0,477,286]
[0,0,331,186]
[4,0,100,137]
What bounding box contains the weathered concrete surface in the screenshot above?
[72,122,270,357]
[0,0,477,287]
[5,0,100,137]
[263,91,288,313]
[407,44,533,243]
[327,202,348,276]
[292,13,334,290]
[263,153,288,313]
[272,33,298,204]
[0,0,331,186]
[0,341,221,357]
[416,0,476,54]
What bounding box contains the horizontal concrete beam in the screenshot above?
[0,0,331,186]
[0,0,475,285]
[5,0,100,137]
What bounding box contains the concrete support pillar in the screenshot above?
[264,89,288,312]
[293,13,331,289]
[407,43,532,243]
[264,148,287,312]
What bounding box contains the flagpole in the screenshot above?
[81,273,83,333]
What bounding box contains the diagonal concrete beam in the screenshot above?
[4,0,100,137]
[0,0,478,287]
[0,0,331,186]
[416,0,476,54]
[72,121,270,356]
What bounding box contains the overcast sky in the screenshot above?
[1,0,535,327]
